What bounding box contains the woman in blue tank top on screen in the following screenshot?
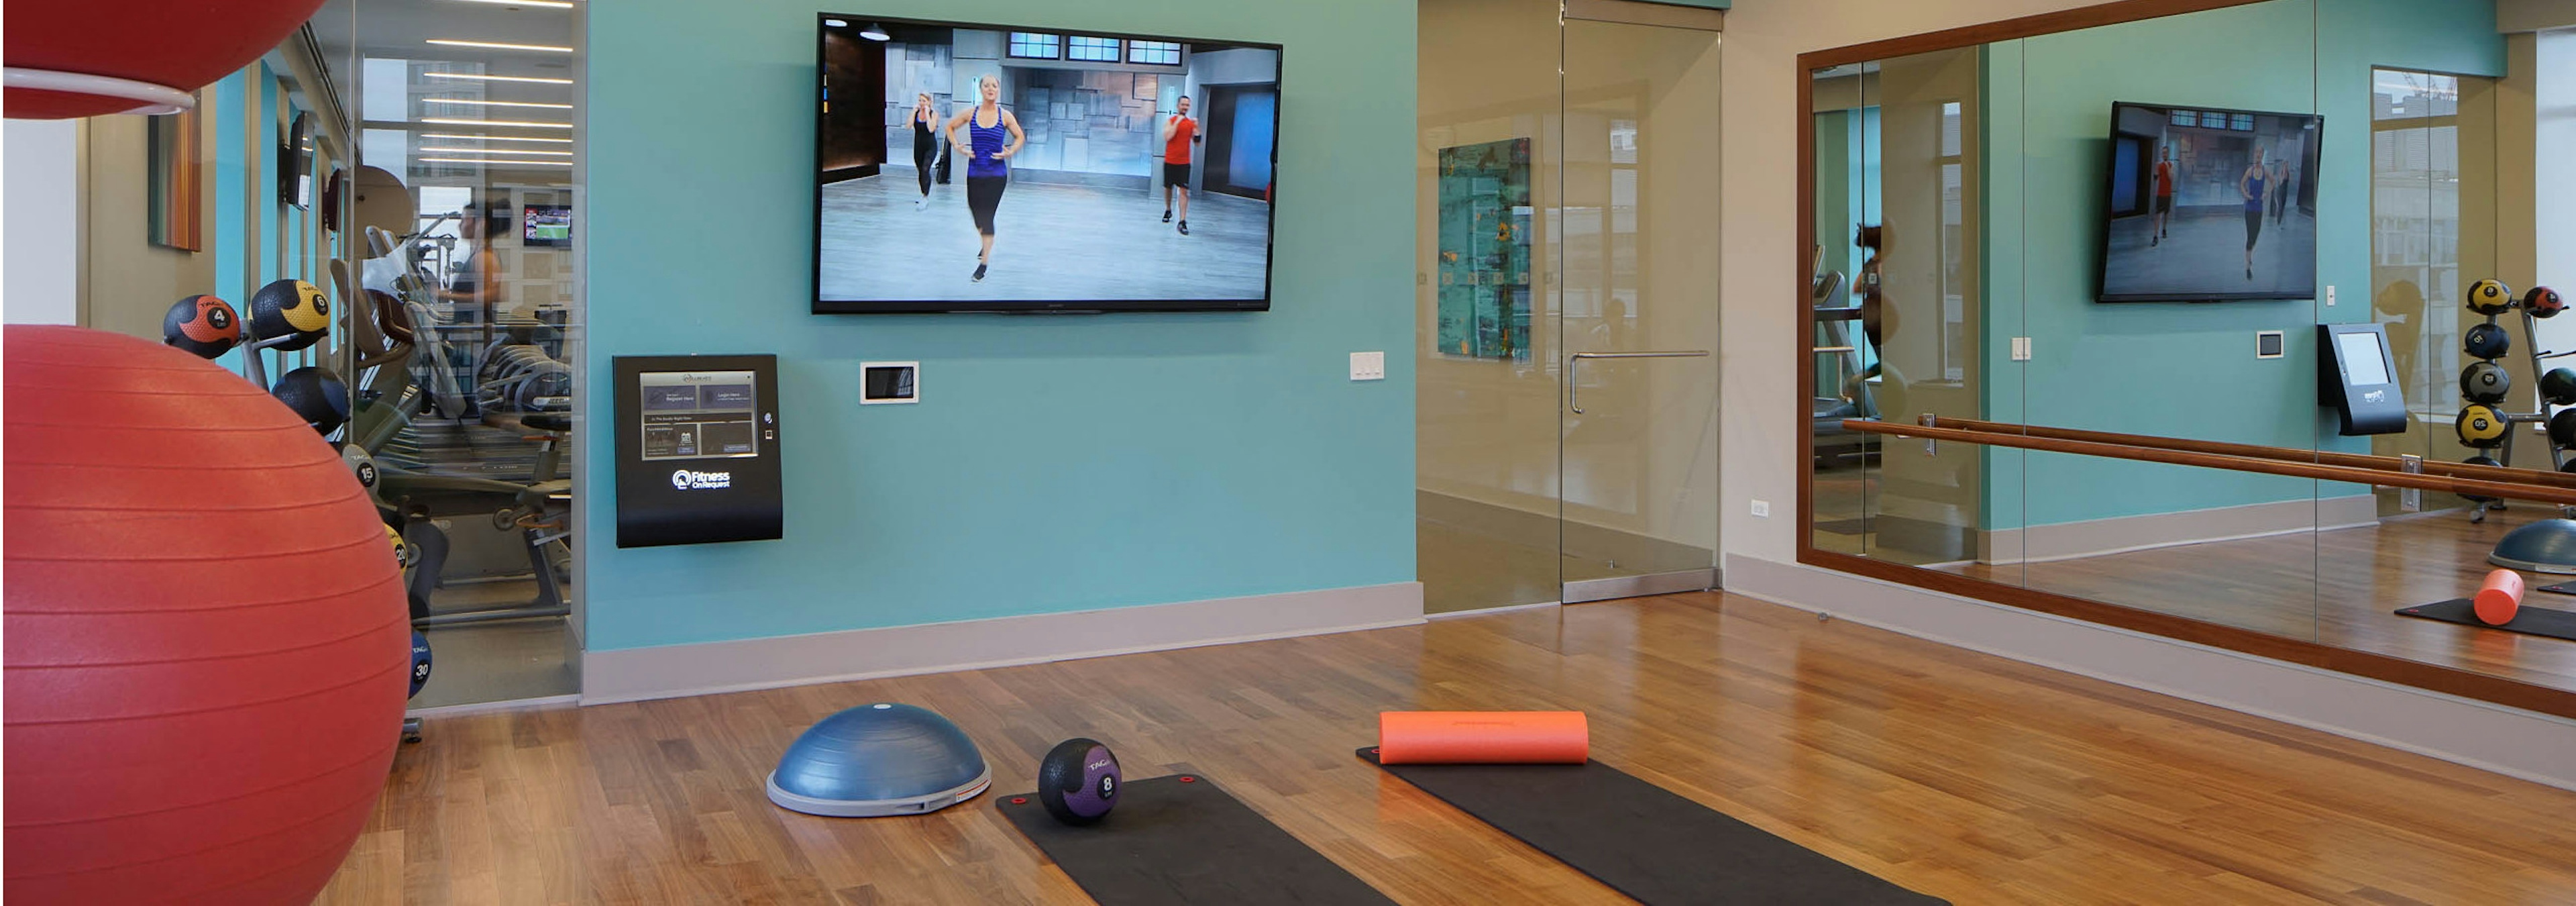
[944,72,1025,283]
[2239,145,2268,281]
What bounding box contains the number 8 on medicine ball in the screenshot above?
[2465,322,2512,360]
[249,279,331,350]
[2458,404,2508,447]
[2461,362,2512,404]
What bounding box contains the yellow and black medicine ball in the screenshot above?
[2466,278,2515,316]
[2457,404,2508,447]
[249,279,331,351]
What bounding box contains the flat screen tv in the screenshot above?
[2098,101,2321,302]
[524,204,573,247]
[812,14,1281,313]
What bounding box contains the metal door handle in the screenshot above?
[1568,350,1709,413]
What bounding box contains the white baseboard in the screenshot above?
[579,582,1426,705]
[1724,554,2576,792]
[1426,599,1562,621]
[1980,495,2378,564]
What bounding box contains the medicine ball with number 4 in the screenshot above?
[2465,322,2512,360]
[2461,362,2512,404]
[2467,279,2516,315]
[2459,405,2508,447]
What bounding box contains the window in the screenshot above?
[2171,109,2198,127]
[1008,32,1060,60]
[1128,40,1182,66]
[2200,111,2229,129]
[1067,36,1119,62]
[2230,113,2255,132]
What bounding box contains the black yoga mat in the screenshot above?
[998,774,1394,906]
[2535,579,2576,596]
[2396,598,2576,641]
[1360,748,1946,906]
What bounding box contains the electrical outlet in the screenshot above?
[2010,337,2033,361]
[1750,499,1772,517]
[1349,352,1385,381]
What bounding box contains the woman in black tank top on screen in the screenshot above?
[910,93,936,209]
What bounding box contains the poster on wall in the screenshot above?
[148,91,205,251]
[1436,138,1532,361]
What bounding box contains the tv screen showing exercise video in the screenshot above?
[813,15,1281,313]
[2098,101,2321,302]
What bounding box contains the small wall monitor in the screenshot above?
[614,355,784,547]
[523,204,573,247]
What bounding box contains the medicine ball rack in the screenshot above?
[2456,281,2573,525]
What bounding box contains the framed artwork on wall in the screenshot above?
[1435,138,1532,361]
[148,91,205,251]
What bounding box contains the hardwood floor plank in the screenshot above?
[318,593,2576,905]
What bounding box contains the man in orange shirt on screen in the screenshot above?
[2150,144,2176,246]
[1161,95,1203,236]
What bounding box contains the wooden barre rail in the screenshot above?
[1929,416,2576,491]
[1839,419,2576,507]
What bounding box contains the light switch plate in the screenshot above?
[1350,351,1385,381]
[1750,499,1772,517]
[2255,330,2285,359]
[860,361,919,404]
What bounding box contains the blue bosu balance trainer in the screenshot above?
[767,703,992,817]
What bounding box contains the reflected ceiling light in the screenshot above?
[860,23,892,41]
[422,117,574,129]
[421,132,576,144]
[823,18,849,28]
[424,97,574,109]
[421,146,574,156]
[427,39,576,52]
[446,0,577,7]
[421,157,575,166]
[424,72,574,85]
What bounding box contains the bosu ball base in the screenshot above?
[767,703,991,817]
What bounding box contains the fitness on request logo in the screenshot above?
[671,468,734,491]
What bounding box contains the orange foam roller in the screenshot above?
[2475,568,2524,626]
[1378,711,1589,764]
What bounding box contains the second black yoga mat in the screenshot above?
[1360,748,1946,905]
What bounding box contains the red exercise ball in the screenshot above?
[3,0,331,119]
[3,325,407,903]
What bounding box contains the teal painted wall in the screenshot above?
[583,0,1418,651]
[1980,0,2501,528]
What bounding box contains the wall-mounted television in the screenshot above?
[2098,101,2321,302]
[812,14,1281,313]
[524,204,573,247]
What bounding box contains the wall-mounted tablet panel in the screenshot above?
[2318,324,2406,436]
[614,354,784,547]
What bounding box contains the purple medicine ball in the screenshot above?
[1038,738,1121,825]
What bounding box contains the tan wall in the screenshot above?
[1720,0,2112,565]
[80,107,222,342]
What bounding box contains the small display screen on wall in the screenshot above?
[812,14,1282,313]
[524,205,573,247]
[2098,101,2322,303]
[639,370,761,461]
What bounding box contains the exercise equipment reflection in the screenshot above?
[2475,569,2524,625]
[1377,711,1590,764]
[160,295,239,358]
[2465,322,2512,360]
[2467,278,2515,315]
[2543,368,2576,407]
[2461,362,2511,404]
[2457,404,2508,447]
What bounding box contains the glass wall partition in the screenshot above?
[1417,0,1721,613]
[316,0,586,707]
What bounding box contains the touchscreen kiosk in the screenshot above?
[2317,324,2406,436]
[614,354,784,547]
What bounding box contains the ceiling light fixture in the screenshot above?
[421,157,576,166]
[426,39,576,53]
[423,72,575,85]
[823,18,849,28]
[420,132,576,143]
[421,117,575,129]
[861,22,892,41]
[445,0,577,7]
[423,98,575,109]
[420,146,575,156]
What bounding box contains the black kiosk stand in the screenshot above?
[613,354,784,547]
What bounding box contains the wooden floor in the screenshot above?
[1935,508,2576,693]
[319,593,2576,905]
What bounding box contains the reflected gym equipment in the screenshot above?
[2527,285,2565,318]
[2467,278,2515,315]
[2543,368,2576,407]
[2457,405,2508,447]
[767,703,992,817]
[2465,322,2511,360]
[2461,362,2511,403]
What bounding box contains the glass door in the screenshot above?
[1556,12,1722,603]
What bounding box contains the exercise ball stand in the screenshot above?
[2490,518,2576,574]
